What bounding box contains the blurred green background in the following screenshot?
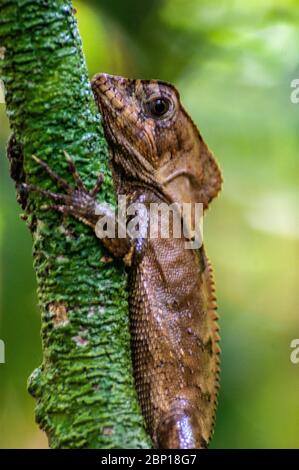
[0,0,299,448]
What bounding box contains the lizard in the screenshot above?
[11,73,222,449]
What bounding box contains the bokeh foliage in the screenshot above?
[0,0,299,448]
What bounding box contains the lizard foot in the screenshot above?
[23,152,104,228]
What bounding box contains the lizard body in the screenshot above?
[93,74,222,448]
[14,73,222,448]
[127,191,220,448]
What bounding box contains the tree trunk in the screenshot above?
[0,0,151,449]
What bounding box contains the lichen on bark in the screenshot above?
[0,0,151,448]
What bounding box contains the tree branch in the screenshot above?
[0,0,151,448]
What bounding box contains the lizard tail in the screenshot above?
[155,400,208,449]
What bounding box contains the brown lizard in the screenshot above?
[17,74,222,449]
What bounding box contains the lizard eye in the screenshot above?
[146,97,172,119]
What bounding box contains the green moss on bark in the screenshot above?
[0,0,151,448]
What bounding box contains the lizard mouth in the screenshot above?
[91,73,118,144]
[91,73,126,114]
[99,103,118,146]
[91,73,137,147]
[91,73,157,160]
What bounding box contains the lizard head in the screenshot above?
[92,73,222,209]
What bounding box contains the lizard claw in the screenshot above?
[32,155,71,193]
[26,154,104,229]
[31,153,104,196]
[63,151,86,191]
[90,172,104,197]
[21,182,69,203]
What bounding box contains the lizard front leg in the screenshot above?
[23,153,132,260]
